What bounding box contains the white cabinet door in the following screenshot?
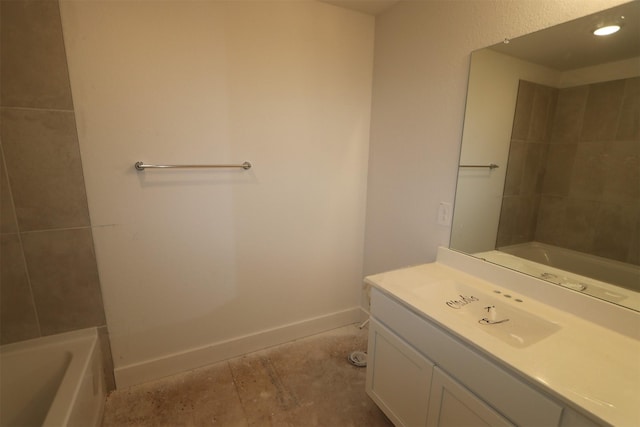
[366,319,434,427]
[427,367,514,427]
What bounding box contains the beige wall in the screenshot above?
[0,0,107,348]
[60,0,374,386]
[364,0,630,275]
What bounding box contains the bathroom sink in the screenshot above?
[410,281,561,348]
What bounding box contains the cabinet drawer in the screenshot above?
[371,288,563,427]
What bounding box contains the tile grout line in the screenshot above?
[0,105,75,114]
[0,142,43,337]
[18,225,94,235]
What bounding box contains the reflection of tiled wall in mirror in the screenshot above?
[498,77,639,266]
[497,81,556,250]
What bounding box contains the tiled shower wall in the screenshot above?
[0,0,109,348]
[498,77,640,265]
[497,81,557,247]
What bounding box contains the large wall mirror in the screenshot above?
[451,1,639,312]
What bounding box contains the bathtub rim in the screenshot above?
[499,241,640,276]
[0,327,97,355]
[499,241,640,292]
[478,243,640,312]
[0,327,101,427]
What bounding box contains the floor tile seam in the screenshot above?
[226,359,252,426]
[227,350,304,424]
[262,355,301,409]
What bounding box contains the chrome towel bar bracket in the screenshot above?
[135,161,252,171]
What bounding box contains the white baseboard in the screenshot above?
[114,306,366,389]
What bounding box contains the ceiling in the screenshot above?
[319,0,400,16]
[489,1,640,71]
[318,1,639,70]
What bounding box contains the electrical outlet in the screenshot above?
[437,202,452,226]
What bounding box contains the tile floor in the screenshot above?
[102,324,393,426]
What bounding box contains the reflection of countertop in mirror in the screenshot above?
[365,248,640,426]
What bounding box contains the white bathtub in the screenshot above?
[0,328,105,427]
[476,242,640,311]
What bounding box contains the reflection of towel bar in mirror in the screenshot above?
[459,164,499,170]
[135,161,252,171]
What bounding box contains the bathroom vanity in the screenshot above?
[364,248,640,427]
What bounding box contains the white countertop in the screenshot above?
[365,261,640,427]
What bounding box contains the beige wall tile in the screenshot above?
[542,144,576,196]
[580,79,625,142]
[520,195,540,242]
[521,142,547,195]
[21,227,105,335]
[497,195,539,247]
[569,141,606,199]
[535,77,639,265]
[1,108,90,231]
[496,197,517,247]
[0,233,40,344]
[617,77,640,141]
[561,198,599,253]
[0,149,18,234]
[550,86,588,143]
[535,195,566,246]
[628,214,640,266]
[0,0,73,109]
[499,81,555,246]
[511,81,534,141]
[593,203,638,263]
[602,140,640,203]
[528,85,556,141]
[503,140,526,197]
